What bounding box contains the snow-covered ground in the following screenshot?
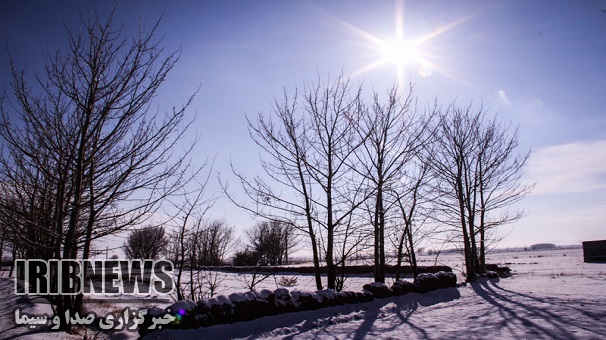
[0,274,80,339]
[1,247,605,339]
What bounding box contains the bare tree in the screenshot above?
[0,9,197,329]
[352,85,432,283]
[430,105,480,281]
[192,270,225,299]
[227,75,412,290]
[473,115,533,271]
[0,186,23,274]
[169,172,215,301]
[123,226,168,259]
[301,75,369,290]
[246,220,299,266]
[239,270,272,292]
[221,87,324,288]
[189,219,236,267]
[391,152,435,279]
[429,104,532,281]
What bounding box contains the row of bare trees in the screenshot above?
[122,218,236,265]
[121,178,238,301]
[170,217,236,301]
[224,75,532,288]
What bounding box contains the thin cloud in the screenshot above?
[497,89,511,105]
[526,139,606,195]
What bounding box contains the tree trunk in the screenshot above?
[375,180,386,283]
[395,226,406,281]
[456,174,475,282]
[406,222,418,278]
[326,178,336,290]
[60,110,92,332]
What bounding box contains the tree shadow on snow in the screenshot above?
[471,279,605,339]
[0,277,57,339]
[149,288,461,340]
[349,287,461,339]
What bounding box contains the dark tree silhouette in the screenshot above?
[245,220,299,266]
[232,248,260,266]
[123,226,169,259]
[0,9,196,330]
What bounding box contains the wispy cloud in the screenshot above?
[526,139,606,195]
[496,89,511,105]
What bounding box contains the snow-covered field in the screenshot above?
[1,246,605,339]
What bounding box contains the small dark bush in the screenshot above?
[415,271,457,293]
[485,264,512,277]
[362,282,393,299]
[232,249,260,266]
[391,280,417,295]
[274,288,296,313]
[292,291,322,310]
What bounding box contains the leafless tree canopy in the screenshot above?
[245,220,299,266]
[188,219,237,267]
[0,9,197,329]
[224,74,372,290]
[226,74,533,288]
[123,226,169,260]
[352,85,434,283]
[170,216,236,301]
[429,104,533,281]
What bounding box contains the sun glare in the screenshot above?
[379,39,420,66]
[338,0,470,87]
[376,37,435,82]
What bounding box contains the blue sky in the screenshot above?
[1,0,605,249]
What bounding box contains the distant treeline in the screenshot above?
[198,264,452,275]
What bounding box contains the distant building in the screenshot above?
[582,240,606,263]
[529,243,556,250]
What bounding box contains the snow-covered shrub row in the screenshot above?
[138,271,457,337]
[363,271,457,297]
[414,271,457,293]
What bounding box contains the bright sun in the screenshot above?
[379,39,421,66]
[340,0,469,87]
[380,41,419,65]
[378,38,435,80]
